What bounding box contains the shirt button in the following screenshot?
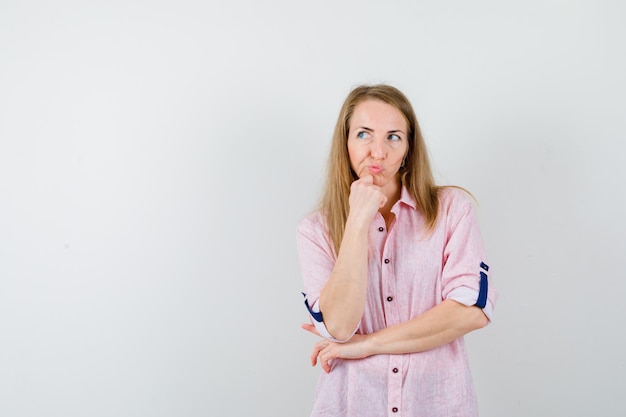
[392,407,398,413]
[384,258,390,264]
[393,368,398,373]
[378,226,384,232]
[387,296,393,302]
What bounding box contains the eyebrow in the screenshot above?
[356,127,406,135]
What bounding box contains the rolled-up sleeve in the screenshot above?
[440,192,498,321]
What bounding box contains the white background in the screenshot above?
[1,1,625,416]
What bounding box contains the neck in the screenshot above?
[380,181,402,223]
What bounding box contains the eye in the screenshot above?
[388,134,401,141]
[356,131,370,139]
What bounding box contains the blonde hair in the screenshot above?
[320,84,442,252]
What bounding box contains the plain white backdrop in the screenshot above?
[1,1,625,416]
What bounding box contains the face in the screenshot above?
[347,99,409,195]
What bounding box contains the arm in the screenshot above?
[316,215,369,341]
[366,299,487,354]
[306,190,497,372]
[305,299,488,373]
[317,175,387,341]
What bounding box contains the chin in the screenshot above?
[372,177,387,187]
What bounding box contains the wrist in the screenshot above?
[344,214,372,236]
[363,332,381,356]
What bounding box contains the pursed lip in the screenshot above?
[368,164,383,174]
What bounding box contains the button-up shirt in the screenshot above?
[297,187,498,417]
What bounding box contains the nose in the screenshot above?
[370,137,385,160]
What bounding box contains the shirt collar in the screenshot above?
[392,185,417,214]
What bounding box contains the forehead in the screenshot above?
[349,99,407,130]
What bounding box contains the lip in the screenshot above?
[368,165,383,175]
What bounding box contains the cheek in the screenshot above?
[391,150,407,165]
[396,145,409,163]
[347,143,361,165]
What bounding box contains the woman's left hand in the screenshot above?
[301,323,371,373]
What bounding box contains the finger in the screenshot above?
[310,348,318,366]
[301,323,321,337]
[359,174,374,185]
[321,352,332,373]
[319,346,337,374]
[310,343,323,366]
[310,340,328,366]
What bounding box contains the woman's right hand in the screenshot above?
[348,175,387,225]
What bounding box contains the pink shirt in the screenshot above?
[297,187,498,417]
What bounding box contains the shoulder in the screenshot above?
[297,210,328,236]
[296,210,336,256]
[438,186,475,212]
[436,187,477,229]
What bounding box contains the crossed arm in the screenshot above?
[303,299,488,373]
[302,178,489,372]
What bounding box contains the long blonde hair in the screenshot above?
[320,84,442,252]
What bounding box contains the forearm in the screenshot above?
[366,300,489,355]
[318,217,370,340]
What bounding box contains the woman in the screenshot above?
[297,84,498,416]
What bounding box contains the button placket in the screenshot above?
[387,344,403,416]
[382,218,401,416]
